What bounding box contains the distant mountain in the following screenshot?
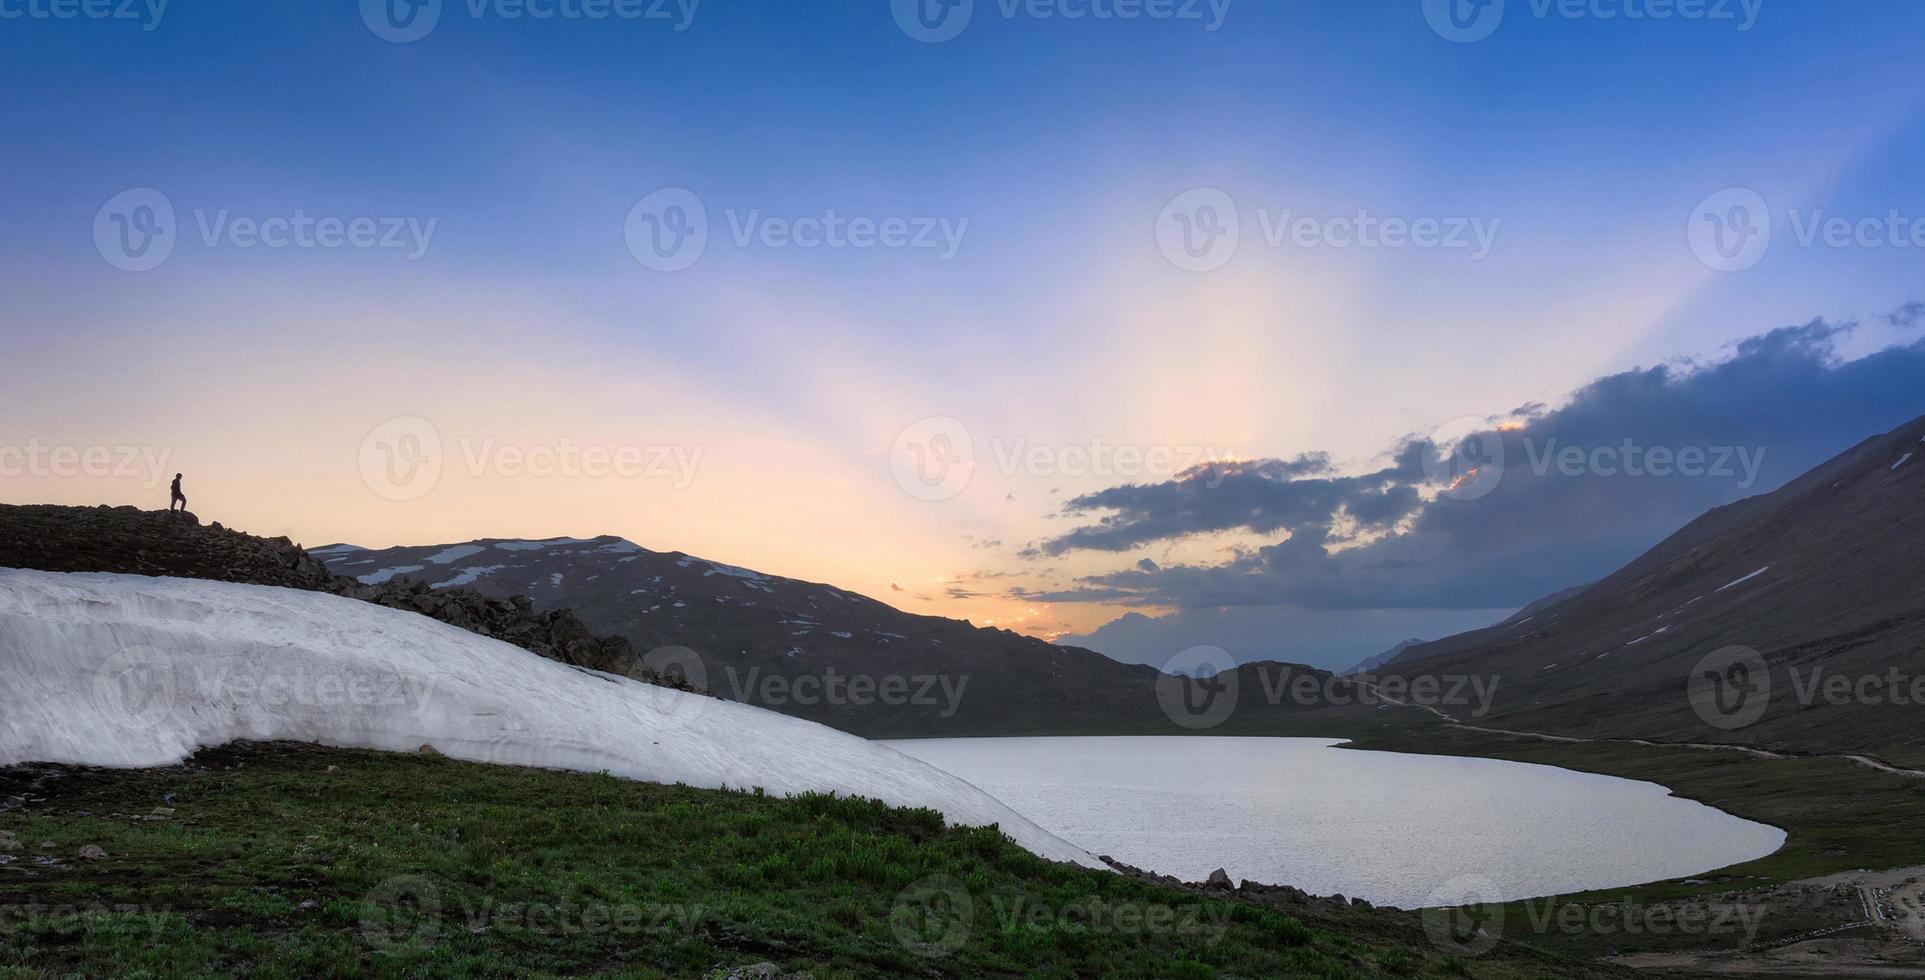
[317,538,1421,738]
[1344,639,1426,676]
[1372,584,1593,671]
[1059,606,1511,674]
[1374,414,1925,763]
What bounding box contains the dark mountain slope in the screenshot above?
[315,536,1425,738]
[1377,414,1925,760]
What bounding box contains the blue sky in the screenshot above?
[4,1,1923,668]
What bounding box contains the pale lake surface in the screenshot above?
[884,736,1786,908]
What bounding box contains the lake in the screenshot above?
[884,736,1785,908]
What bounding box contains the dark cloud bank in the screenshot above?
[1050,315,1925,670]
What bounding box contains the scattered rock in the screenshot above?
[77,845,108,860]
[325,766,340,775]
[1206,868,1234,890]
[38,841,54,850]
[0,839,19,853]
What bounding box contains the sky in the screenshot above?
[3,1,1924,672]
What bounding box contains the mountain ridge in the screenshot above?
[313,533,1427,738]
[1374,412,1925,762]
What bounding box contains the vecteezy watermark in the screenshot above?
[1691,644,1925,732]
[360,876,703,955]
[90,646,179,732]
[1421,875,1505,957]
[0,440,174,489]
[891,0,1232,44]
[1155,649,1504,730]
[1423,0,1764,44]
[1516,894,1769,944]
[1688,188,1771,272]
[0,0,167,31]
[1690,187,1925,273]
[90,646,440,733]
[1157,188,1500,272]
[1522,438,1767,489]
[889,876,1231,959]
[359,0,700,43]
[356,416,704,502]
[887,416,1238,502]
[889,416,976,502]
[623,188,968,272]
[1306,670,1502,716]
[720,667,971,719]
[1423,416,1507,502]
[1421,417,1768,504]
[0,903,172,939]
[1688,646,1772,731]
[1155,645,1240,730]
[93,189,437,272]
[891,875,975,958]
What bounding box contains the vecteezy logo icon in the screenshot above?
[1423,0,1505,42]
[624,188,709,273]
[360,875,442,954]
[1155,645,1239,730]
[360,0,442,43]
[1422,417,1506,502]
[1421,875,1505,957]
[1156,188,1241,273]
[94,188,177,272]
[890,416,975,502]
[1688,645,1771,731]
[358,416,444,502]
[1688,188,1771,273]
[890,875,973,958]
[891,0,973,43]
[630,645,712,730]
[90,645,178,731]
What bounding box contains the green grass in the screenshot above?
[0,742,1633,979]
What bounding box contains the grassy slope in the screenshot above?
[0,742,1638,980]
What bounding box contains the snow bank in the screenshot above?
[0,569,1101,869]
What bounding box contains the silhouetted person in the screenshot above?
[169,473,187,514]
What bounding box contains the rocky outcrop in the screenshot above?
[0,505,695,692]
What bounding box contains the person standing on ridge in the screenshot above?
[169,473,187,513]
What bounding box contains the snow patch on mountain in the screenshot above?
[0,569,1102,869]
[425,544,487,565]
[432,565,508,590]
[1715,566,1772,593]
[359,565,424,585]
